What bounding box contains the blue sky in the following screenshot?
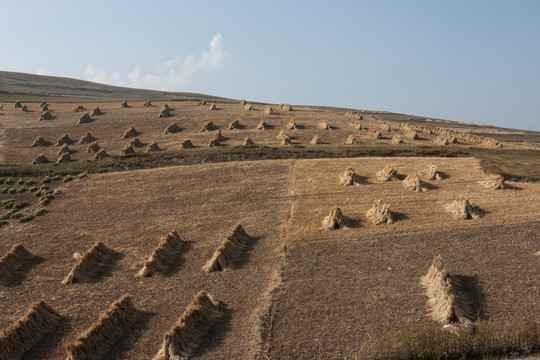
[1,1,539,130]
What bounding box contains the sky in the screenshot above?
[1,1,539,130]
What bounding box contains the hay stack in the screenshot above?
[244,104,254,111]
[0,244,32,284]
[120,144,135,155]
[32,155,49,164]
[79,132,97,144]
[14,101,22,108]
[122,127,140,139]
[199,99,207,106]
[57,153,72,163]
[391,135,403,144]
[378,122,391,131]
[376,165,397,182]
[310,135,322,145]
[286,120,298,130]
[421,255,472,324]
[159,107,170,118]
[243,137,254,146]
[62,242,116,284]
[91,107,103,116]
[445,197,481,220]
[200,121,216,132]
[144,100,152,107]
[65,295,139,360]
[146,141,161,153]
[93,149,109,159]
[264,106,274,115]
[137,231,185,277]
[480,174,505,190]
[56,134,74,146]
[40,101,48,107]
[228,119,241,130]
[424,164,443,180]
[434,135,457,145]
[349,121,363,130]
[214,130,226,141]
[279,103,292,111]
[78,113,93,124]
[87,142,101,153]
[208,138,221,147]
[405,130,419,140]
[32,136,51,147]
[129,137,144,148]
[164,122,181,134]
[58,144,71,155]
[180,139,194,149]
[368,129,382,139]
[120,100,128,108]
[256,119,269,130]
[41,104,49,111]
[39,110,53,120]
[366,200,393,225]
[321,207,351,230]
[21,105,28,112]
[318,120,330,130]
[161,104,170,111]
[152,291,223,360]
[346,135,359,145]
[73,105,86,112]
[239,99,247,105]
[203,224,253,272]
[339,168,361,186]
[209,103,217,110]
[402,173,427,192]
[0,301,61,359]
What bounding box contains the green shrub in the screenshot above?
[63,175,74,182]
[8,188,17,194]
[5,178,12,185]
[17,178,24,185]
[1,199,16,208]
[2,200,28,210]
[29,186,38,192]
[42,175,51,184]
[19,214,34,223]
[16,187,27,193]
[39,198,51,206]
[9,211,23,220]
[24,179,34,186]
[35,208,48,216]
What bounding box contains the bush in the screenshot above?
[63,175,74,182]
[29,186,38,192]
[8,188,16,194]
[24,179,34,186]
[42,175,51,184]
[16,187,27,193]
[19,214,34,223]
[17,178,24,185]
[52,175,62,181]
[9,211,23,220]
[39,198,51,206]
[35,208,48,216]
[5,178,12,185]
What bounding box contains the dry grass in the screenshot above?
[0,243,32,284]
[164,123,180,134]
[65,295,139,360]
[203,224,253,272]
[62,241,116,284]
[402,173,427,192]
[424,164,443,180]
[122,127,140,139]
[152,291,224,360]
[137,230,185,277]
[339,168,361,186]
[79,132,96,144]
[479,174,505,190]
[0,301,61,359]
[78,113,93,124]
[58,144,72,155]
[376,165,397,182]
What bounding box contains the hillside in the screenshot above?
[0,73,539,359]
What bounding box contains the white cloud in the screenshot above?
[83,33,229,91]
[36,68,48,75]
